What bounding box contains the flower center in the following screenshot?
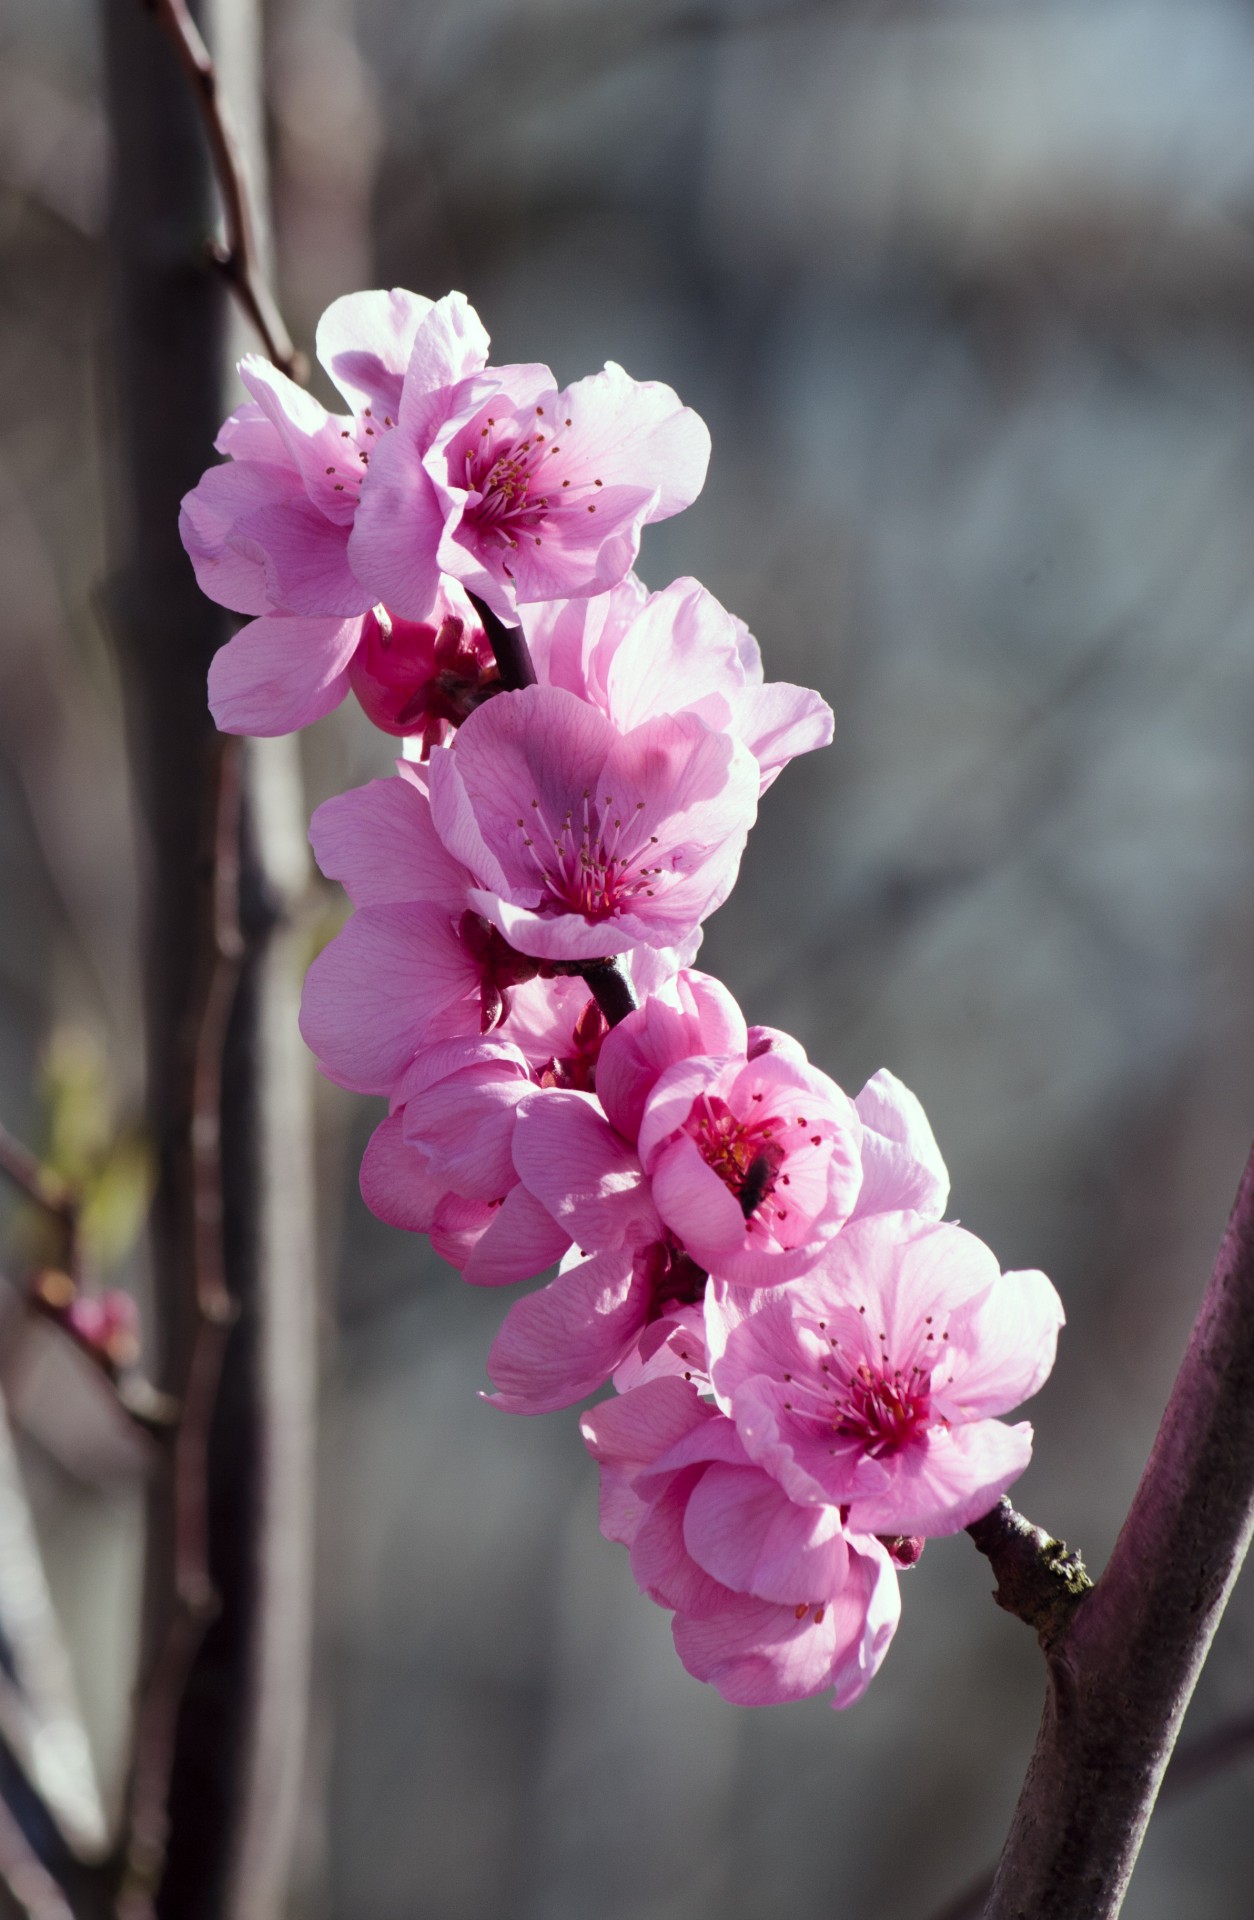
[515,791,665,924]
[835,1361,931,1458]
[460,408,602,564]
[687,1095,786,1220]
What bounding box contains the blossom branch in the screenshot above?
[926,1696,1254,1920]
[140,0,302,380]
[978,1138,1254,1920]
[965,1498,1092,1647]
[467,593,538,693]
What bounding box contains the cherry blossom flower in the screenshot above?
[706,1212,1065,1537]
[523,574,834,794]
[184,291,490,734]
[350,356,711,623]
[581,1378,901,1708]
[633,1047,864,1288]
[426,685,760,961]
[485,1002,947,1413]
[302,759,689,1091]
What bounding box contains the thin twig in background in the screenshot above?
[118,738,244,1920]
[0,1120,82,1283]
[142,0,303,380]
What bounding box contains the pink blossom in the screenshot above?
[346,594,499,748]
[305,761,685,1086]
[706,1212,1065,1537]
[634,1047,864,1288]
[65,1290,141,1370]
[358,1045,571,1284]
[485,991,947,1414]
[349,356,710,623]
[184,290,490,734]
[580,1378,901,1708]
[523,575,834,794]
[427,685,759,960]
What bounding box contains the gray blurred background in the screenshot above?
[4,0,1254,1914]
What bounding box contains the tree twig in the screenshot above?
[976,1138,1254,1919]
[965,1499,1092,1648]
[141,0,302,380]
[0,1121,83,1283]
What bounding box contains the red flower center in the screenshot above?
[687,1095,786,1220]
[835,1362,931,1458]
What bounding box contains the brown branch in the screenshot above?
[0,1121,83,1283]
[117,739,243,1920]
[975,1138,1254,1919]
[924,1697,1254,1920]
[141,0,303,380]
[965,1499,1092,1647]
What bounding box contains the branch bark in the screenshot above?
[979,1138,1254,1919]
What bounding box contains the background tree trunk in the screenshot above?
[100,0,315,1912]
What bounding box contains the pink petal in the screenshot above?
[461,1184,572,1288]
[596,970,747,1142]
[941,1268,1064,1417]
[179,460,289,615]
[725,681,834,793]
[309,769,470,910]
[672,1536,900,1708]
[631,1470,731,1618]
[547,362,710,522]
[681,1463,848,1605]
[845,1420,1036,1538]
[401,1059,534,1199]
[448,686,619,887]
[316,287,437,417]
[247,496,374,617]
[399,298,495,421]
[851,1069,950,1221]
[512,1090,658,1247]
[298,903,479,1093]
[345,415,447,619]
[581,1375,712,1472]
[649,1133,746,1256]
[208,614,360,735]
[425,747,513,895]
[358,1112,443,1231]
[485,1247,651,1411]
[601,577,744,732]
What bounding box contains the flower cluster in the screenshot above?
[183,288,1064,1711]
